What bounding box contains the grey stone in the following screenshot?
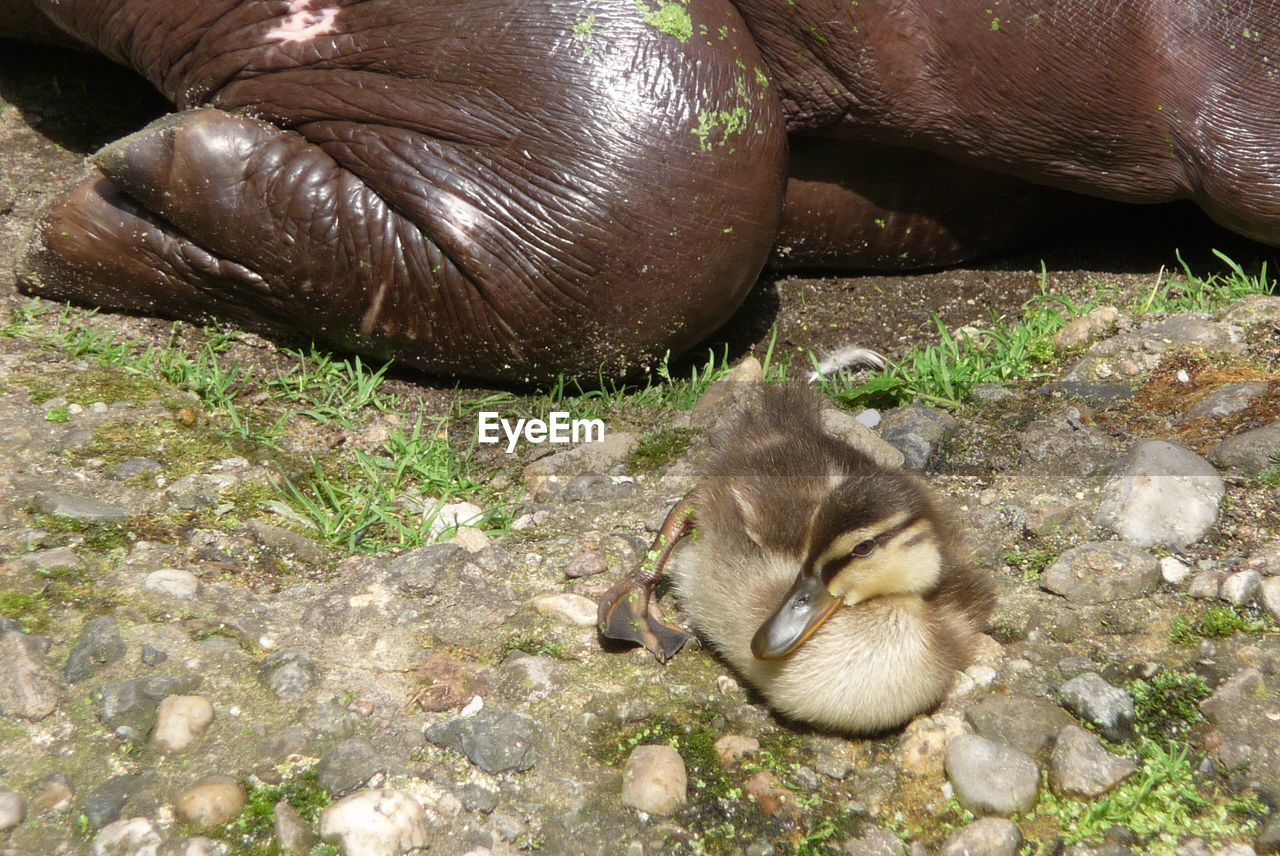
[274,800,317,855]
[81,774,143,830]
[0,791,27,832]
[965,694,1077,757]
[498,654,563,704]
[426,711,536,774]
[1256,811,1280,854]
[1185,382,1269,420]
[821,409,905,469]
[1138,313,1243,351]
[33,490,129,522]
[141,645,169,667]
[1040,543,1160,604]
[243,519,329,564]
[878,404,958,471]
[317,739,387,796]
[65,616,127,683]
[1188,570,1225,599]
[944,735,1040,816]
[1018,414,1117,477]
[10,545,80,572]
[0,630,60,720]
[1261,578,1280,624]
[258,649,318,699]
[1223,294,1280,327]
[459,783,499,813]
[1050,725,1137,797]
[971,383,1016,403]
[843,825,905,856]
[523,432,640,500]
[1209,423,1280,476]
[92,817,164,856]
[99,674,203,741]
[938,817,1022,856]
[1059,673,1136,742]
[1200,668,1265,724]
[1221,571,1263,606]
[1094,440,1224,548]
[29,772,74,816]
[109,457,162,480]
[385,543,460,595]
[142,569,200,599]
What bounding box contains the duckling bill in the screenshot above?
[598,384,996,733]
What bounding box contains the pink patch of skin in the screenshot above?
[266,0,339,43]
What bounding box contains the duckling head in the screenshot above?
[750,472,944,660]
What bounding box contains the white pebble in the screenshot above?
[1159,556,1193,584]
[142,569,201,599]
[318,789,430,856]
[531,593,598,627]
[151,696,215,753]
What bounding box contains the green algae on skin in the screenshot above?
[692,106,749,152]
[636,0,693,42]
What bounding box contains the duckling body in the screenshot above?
[672,384,994,733]
[599,382,995,734]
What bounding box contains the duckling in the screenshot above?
[598,383,995,733]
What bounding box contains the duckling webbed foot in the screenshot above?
[597,496,696,663]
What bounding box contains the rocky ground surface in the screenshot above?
[2,36,1280,856]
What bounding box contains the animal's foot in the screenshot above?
[597,575,691,664]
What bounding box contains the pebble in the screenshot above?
[1185,382,1269,420]
[1053,306,1120,350]
[65,616,127,683]
[275,800,318,854]
[713,734,760,764]
[944,735,1040,815]
[1188,570,1225,599]
[169,838,229,856]
[100,674,202,741]
[844,825,905,855]
[878,404,958,471]
[449,526,491,553]
[83,774,144,830]
[1059,673,1136,742]
[0,790,26,833]
[1049,725,1137,797]
[1160,556,1194,585]
[898,714,967,776]
[564,548,609,578]
[1093,440,1224,548]
[744,771,792,815]
[1208,423,1280,475]
[33,490,130,523]
[258,649,319,699]
[92,817,163,856]
[965,694,1076,757]
[142,569,201,599]
[317,738,387,795]
[425,711,536,774]
[151,695,215,753]
[938,817,1022,856]
[530,593,598,627]
[1221,571,1262,606]
[174,774,247,829]
[29,773,73,815]
[1259,578,1280,623]
[0,630,61,720]
[430,500,485,538]
[1039,542,1160,604]
[621,745,687,815]
[821,408,904,469]
[318,789,430,856]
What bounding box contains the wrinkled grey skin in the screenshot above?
[5,0,1278,382]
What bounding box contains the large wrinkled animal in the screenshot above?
[5,1,1278,382]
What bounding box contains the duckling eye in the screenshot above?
[850,539,877,558]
